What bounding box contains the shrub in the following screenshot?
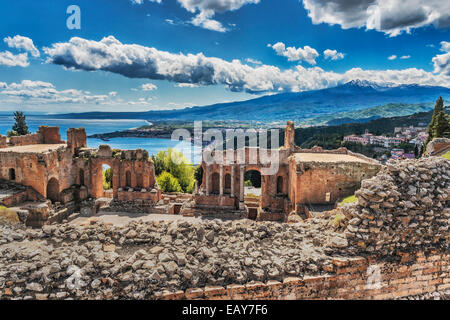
[152,148,195,193]
[7,130,18,138]
[157,171,182,193]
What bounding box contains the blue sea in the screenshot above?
[0,114,199,163]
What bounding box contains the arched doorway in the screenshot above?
[102,164,113,198]
[277,176,284,194]
[47,178,60,203]
[9,168,15,181]
[211,172,220,194]
[244,170,261,196]
[102,164,113,191]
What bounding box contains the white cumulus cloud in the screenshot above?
[0,51,29,67]
[388,55,397,60]
[268,42,319,65]
[302,0,450,37]
[432,41,450,76]
[4,35,40,57]
[191,9,227,32]
[323,49,345,61]
[43,36,450,95]
[141,83,158,91]
[133,0,260,32]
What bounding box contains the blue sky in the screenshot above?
[0,0,449,113]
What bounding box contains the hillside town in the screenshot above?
[343,126,429,160]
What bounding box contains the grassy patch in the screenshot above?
[0,206,19,223]
[442,151,450,160]
[331,213,346,228]
[339,195,357,206]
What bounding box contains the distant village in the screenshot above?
[343,124,429,161]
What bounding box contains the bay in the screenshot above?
[0,114,198,163]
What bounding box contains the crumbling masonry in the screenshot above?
[0,122,382,222]
[195,121,381,221]
[0,126,162,209]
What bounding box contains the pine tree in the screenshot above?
[11,111,29,136]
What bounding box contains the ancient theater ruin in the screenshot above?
[0,126,161,225]
[193,121,381,221]
[0,122,382,225]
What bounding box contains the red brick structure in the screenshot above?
[159,250,450,300]
[0,126,161,205]
[197,122,381,221]
[425,137,450,156]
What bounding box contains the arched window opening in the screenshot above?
[9,168,15,181]
[277,176,284,194]
[47,178,60,203]
[211,172,220,194]
[125,170,131,187]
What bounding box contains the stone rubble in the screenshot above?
[0,156,448,300]
[0,216,346,300]
[341,157,449,255]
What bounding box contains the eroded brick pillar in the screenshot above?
[239,165,245,204]
[219,165,224,196]
[230,165,235,197]
[205,165,210,196]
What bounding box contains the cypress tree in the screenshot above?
[11,111,29,136]
[425,97,449,145]
[433,109,450,138]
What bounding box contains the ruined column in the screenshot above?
[205,165,210,196]
[260,174,271,209]
[230,165,235,197]
[219,165,224,196]
[239,165,245,203]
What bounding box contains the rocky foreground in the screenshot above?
[0,216,348,300]
[0,156,448,300]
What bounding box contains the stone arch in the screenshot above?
[47,178,60,203]
[8,168,15,181]
[245,169,261,188]
[277,176,284,194]
[211,172,220,194]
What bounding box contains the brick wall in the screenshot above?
[158,250,449,300]
[9,132,42,146]
[0,135,7,148]
[295,162,380,205]
[38,126,63,144]
[194,194,237,208]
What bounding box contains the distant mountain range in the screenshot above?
[304,102,435,126]
[52,80,450,124]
